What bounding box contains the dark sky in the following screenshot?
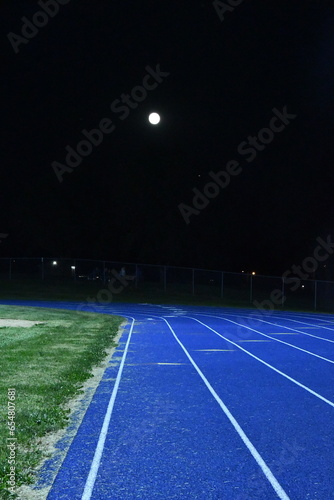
[1,0,334,275]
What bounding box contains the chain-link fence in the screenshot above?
[0,258,333,312]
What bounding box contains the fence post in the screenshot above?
[221,272,224,299]
[192,269,195,295]
[102,261,106,284]
[73,259,76,282]
[250,274,253,303]
[163,266,167,292]
[314,280,317,311]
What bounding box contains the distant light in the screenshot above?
[302,285,305,288]
[52,261,57,266]
[252,272,256,275]
[148,112,160,125]
[241,270,245,273]
[71,266,76,270]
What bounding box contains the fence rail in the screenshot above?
[0,257,333,312]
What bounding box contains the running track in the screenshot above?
[2,300,334,499]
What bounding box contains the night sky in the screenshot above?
[1,1,334,276]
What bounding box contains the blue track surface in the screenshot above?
[2,300,334,499]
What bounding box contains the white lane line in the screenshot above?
[194,349,235,352]
[155,362,184,365]
[161,318,290,500]
[263,311,334,324]
[246,317,334,346]
[81,318,135,500]
[186,316,334,409]
[196,314,334,364]
[267,333,300,335]
[213,311,334,344]
[296,326,327,329]
[238,340,272,342]
[267,316,334,339]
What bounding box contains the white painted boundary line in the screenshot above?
[217,310,334,343]
[270,311,334,322]
[240,315,334,345]
[161,317,290,500]
[198,313,334,362]
[266,314,334,337]
[186,316,334,409]
[213,313,334,344]
[81,317,135,500]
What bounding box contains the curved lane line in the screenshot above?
[263,315,334,339]
[217,311,334,344]
[195,313,334,363]
[161,317,290,500]
[185,316,334,409]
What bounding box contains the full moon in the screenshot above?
[148,112,160,125]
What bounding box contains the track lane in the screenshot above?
[46,314,287,499]
[166,315,334,499]
[1,301,333,499]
